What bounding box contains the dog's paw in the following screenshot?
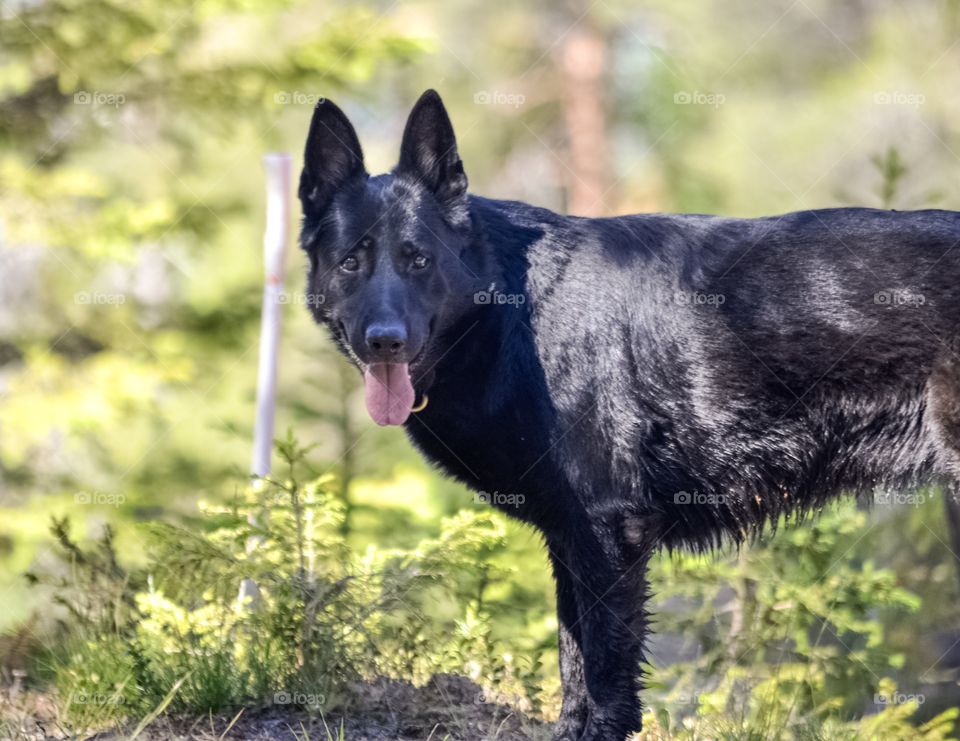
[550,713,587,741]
[575,713,640,741]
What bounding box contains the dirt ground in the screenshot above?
[1,675,549,741]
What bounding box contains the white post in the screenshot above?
[252,153,292,478]
[240,153,292,605]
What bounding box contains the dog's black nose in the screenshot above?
[365,323,407,357]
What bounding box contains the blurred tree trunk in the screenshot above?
[559,18,613,216]
[728,549,756,659]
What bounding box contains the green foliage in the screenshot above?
[0,0,426,153]
[645,502,957,739]
[641,686,958,741]
[27,434,540,736]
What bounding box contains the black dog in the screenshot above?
[298,89,960,740]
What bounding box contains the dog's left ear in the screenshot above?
[397,90,468,213]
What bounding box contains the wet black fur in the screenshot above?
[298,90,960,740]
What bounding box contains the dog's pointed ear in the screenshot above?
[397,90,468,209]
[299,98,366,213]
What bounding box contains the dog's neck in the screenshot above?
[403,220,557,481]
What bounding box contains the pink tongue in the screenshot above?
[363,363,415,426]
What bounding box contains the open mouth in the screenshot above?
[361,326,432,427]
[336,320,432,427]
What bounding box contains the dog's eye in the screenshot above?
[411,254,431,271]
[339,255,359,272]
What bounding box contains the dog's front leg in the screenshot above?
[548,543,589,740]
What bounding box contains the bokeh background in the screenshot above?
[3,0,960,734]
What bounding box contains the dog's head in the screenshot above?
[298,90,484,426]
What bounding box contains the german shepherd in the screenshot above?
[298,89,960,740]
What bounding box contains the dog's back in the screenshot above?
[487,203,960,544]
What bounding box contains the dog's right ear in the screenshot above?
[299,98,367,214]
